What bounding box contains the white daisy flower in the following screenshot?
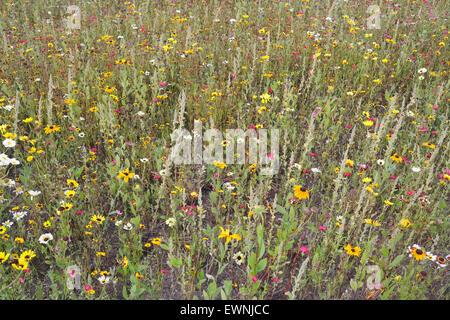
[2,220,13,227]
[123,222,133,231]
[98,275,110,284]
[9,158,20,165]
[233,251,245,265]
[2,139,16,148]
[165,217,176,228]
[418,68,427,74]
[411,167,421,172]
[39,233,54,244]
[12,211,27,221]
[28,190,41,200]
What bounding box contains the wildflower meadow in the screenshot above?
[0,0,448,301]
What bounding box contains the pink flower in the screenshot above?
[154,174,162,179]
[84,285,92,291]
[162,270,168,274]
[76,210,83,215]
[300,246,309,254]
[125,142,132,146]
[319,225,326,231]
[273,278,280,283]
[251,276,258,282]
[19,277,24,283]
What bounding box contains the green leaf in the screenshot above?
[276,205,287,215]
[388,255,404,268]
[248,252,257,268]
[122,285,129,299]
[381,247,389,258]
[170,256,182,268]
[256,258,267,273]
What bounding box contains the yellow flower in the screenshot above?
[213,161,227,169]
[91,215,105,224]
[12,258,28,270]
[293,185,310,200]
[0,252,10,264]
[364,219,381,226]
[218,227,241,243]
[65,190,76,198]
[121,256,128,268]
[67,179,79,188]
[409,246,426,261]
[422,142,435,149]
[345,159,354,167]
[117,168,135,182]
[344,244,361,256]
[398,218,412,228]
[20,250,36,261]
[44,125,61,134]
[152,237,162,246]
[384,200,394,206]
[363,120,373,126]
[390,153,403,163]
